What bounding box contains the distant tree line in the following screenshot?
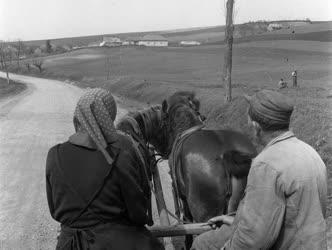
[0,39,74,78]
[234,18,312,38]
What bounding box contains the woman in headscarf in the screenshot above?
[46,88,164,250]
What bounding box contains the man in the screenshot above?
[192,90,327,250]
[278,78,287,89]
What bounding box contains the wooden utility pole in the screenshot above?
[223,0,235,102]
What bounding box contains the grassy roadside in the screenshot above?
[7,44,332,217]
[107,77,332,218]
[0,77,27,100]
[8,68,332,218]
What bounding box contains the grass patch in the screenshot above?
[0,77,27,100]
[14,44,332,216]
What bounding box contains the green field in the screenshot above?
[22,21,332,47]
[0,78,26,100]
[20,27,332,216]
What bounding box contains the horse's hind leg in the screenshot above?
[182,199,193,250]
[185,235,193,250]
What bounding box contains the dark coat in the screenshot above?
[46,132,163,250]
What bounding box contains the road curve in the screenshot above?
[0,73,129,249]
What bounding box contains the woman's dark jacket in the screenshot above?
[46,132,163,250]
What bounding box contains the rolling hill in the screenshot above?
[22,21,332,48]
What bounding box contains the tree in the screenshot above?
[0,41,11,84]
[25,46,35,55]
[14,40,25,68]
[32,59,44,73]
[223,0,235,102]
[46,40,52,54]
[25,61,31,72]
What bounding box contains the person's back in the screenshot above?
[255,134,327,249]
[46,88,164,250]
[191,90,327,250]
[47,132,151,228]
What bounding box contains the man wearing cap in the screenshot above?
[191,90,327,250]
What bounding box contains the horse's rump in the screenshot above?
[173,129,256,222]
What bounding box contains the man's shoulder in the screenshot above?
[253,136,325,176]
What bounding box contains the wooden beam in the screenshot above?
[149,223,213,237]
[152,164,175,250]
[152,165,171,226]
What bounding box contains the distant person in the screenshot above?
[292,70,298,87]
[278,78,288,89]
[46,88,164,250]
[191,90,327,250]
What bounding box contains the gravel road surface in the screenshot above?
[0,73,178,250]
[0,73,130,249]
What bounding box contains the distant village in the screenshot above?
[0,19,313,67]
[78,34,201,49]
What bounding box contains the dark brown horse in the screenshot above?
[116,105,168,226]
[116,105,166,171]
[160,92,257,248]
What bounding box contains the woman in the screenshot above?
[46,88,164,250]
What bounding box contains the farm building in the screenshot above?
[137,34,168,47]
[100,36,122,47]
[180,41,201,46]
[267,23,283,31]
[125,37,141,46]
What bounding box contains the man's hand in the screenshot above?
[207,215,235,229]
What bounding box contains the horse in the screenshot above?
[160,92,257,249]
[115,105,169,227]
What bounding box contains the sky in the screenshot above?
[0,0,331,41]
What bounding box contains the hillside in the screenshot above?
[22,21,332,48]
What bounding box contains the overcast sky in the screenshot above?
[0,0,331,41]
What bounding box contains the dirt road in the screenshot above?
[0,73,131,249]
[0,73,178,250]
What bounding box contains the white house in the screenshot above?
[180,41,201,46]
[137,34,168,47]
[126,37,141,46]
[100,36,122,47]
[267,23,283,31]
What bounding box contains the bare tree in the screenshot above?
[46,40,52,54]
[14,40,25,68]
[0,41,11,84]
[223,0,235,102]
[32,59,44,73]
[25,61,31,72]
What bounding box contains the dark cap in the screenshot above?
[248,90,294,130]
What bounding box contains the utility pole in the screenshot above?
[223,0,235,102]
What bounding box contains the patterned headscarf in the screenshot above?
[73,88,117,164]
